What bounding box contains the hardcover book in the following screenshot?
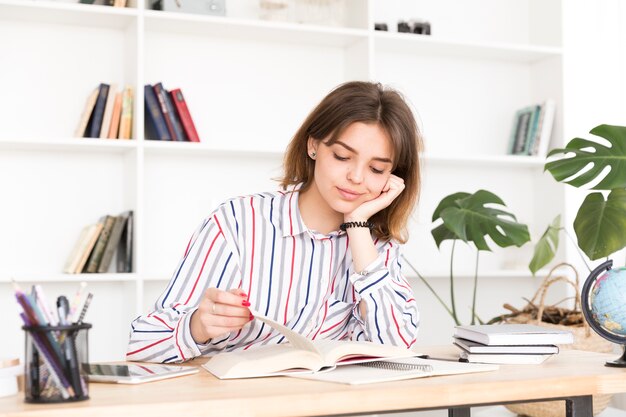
[86,83,110,138]
[107,92,123,139]
[454,324,574,346]
[118,87,133,140]
[63,223,103,274]
[97,211,131,273]
[84,215,116,273]
[144,85,171,140]
[170,88,200,142]
[75,87,99,137]
[459,350,555,365]
[153,83,186,141]
[116,211,133,273]
[453,337,559,354]
[99,84,118,139]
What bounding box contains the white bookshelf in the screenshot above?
[0,0,568,362]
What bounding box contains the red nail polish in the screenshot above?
[242,300,251,307]
[249,314,254,321]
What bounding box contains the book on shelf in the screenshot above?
[96,211,131,273]
[204,311,498,382]
[144,84,172,141]
[454,324,574,346]
[107,91,123,139]
[170,88,200,142]
[63,222,104,274]
[99,84,118,139]
[75,87,99,138]
[84,215,116,273]
[508,105,537,155]
[85,83,110,138]
[118,86,133,140]
[507,100,556,157]
[116,211,133,273]
[153,82,187,141]
[459,350,555,365]
[530,99,556,158]
[453,337,559,354]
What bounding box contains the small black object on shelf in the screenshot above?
[374,23,388,31]
[398,19,432,36]
[397,21,411,33]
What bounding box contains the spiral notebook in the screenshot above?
[288,356,498,385]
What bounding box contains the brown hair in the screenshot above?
[280,81,423,243]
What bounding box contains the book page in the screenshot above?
[250,309,320,354]
[202,344,322,379]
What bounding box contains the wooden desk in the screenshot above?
[2,347,626,417]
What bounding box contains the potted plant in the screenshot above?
[403,189,531,326]
[530,124,626,272]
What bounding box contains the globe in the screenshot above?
[582,259,626,367]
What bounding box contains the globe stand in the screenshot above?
[582,260,626,368]
[605,345,626,368]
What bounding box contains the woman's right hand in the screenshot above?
[190,288,253,344]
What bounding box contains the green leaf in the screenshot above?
[431,192,470,248]
[574,188,626,260]
[431,190,531,252]
[529,215,561,275]
[545,124,626,190]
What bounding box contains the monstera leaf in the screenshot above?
[545,124,626,190]
[529,215,561,274]
[574,189,626,260]
[431,190,530,251]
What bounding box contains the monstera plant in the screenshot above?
[529,124,626,272]
[403,190,531,325]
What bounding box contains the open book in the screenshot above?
[203,310,417,379]
[203,311,499,383]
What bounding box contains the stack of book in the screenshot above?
[453,324,574,364]
[63,211,133,274]
[144,82,200,142]
[507,99,556,158]
[76,83,134,140]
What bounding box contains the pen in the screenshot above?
[64,333,83,398]
[57,296,70,326]
[69,282,87,322]
[76,293,93,325]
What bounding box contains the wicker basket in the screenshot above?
[501,264,614,417]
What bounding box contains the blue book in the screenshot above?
[85,83,110,138]
[144,85,171,140]
[154,82,187,141]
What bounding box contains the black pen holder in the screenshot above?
[22,323,91,403]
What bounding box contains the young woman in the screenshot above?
[127,81,423,363]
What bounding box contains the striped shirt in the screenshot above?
[127,188,420,363]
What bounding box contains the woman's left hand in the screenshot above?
[345,174,405,222]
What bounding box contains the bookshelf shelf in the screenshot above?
[141,140,284,158]
[0,138,138,153]
[144,10,369,48]
[1,273,138,284]
[423,153,547,168]
[374,32,562,63]
[0,0,138,28]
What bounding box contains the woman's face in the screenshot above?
[308,122,394,215]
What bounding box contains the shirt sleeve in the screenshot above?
[339,240,419,348]
[126,211,241,363]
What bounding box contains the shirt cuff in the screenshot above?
[176,307,204,360]
[349,254,387,295]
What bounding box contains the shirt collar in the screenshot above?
[280,185,345,239]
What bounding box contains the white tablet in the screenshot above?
[84,363,198,384]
